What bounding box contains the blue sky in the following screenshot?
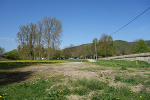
[0,0,150,52]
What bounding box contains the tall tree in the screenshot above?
[43,17,62,60]
[37,20,43,60]
[92,38,98,59]
[0,47,5,56]
[51,17,63,59]
[134,39,150,53]
[16,25,26,60]
[16,16,63,60]
[98,33,116,57]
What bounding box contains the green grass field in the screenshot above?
[0,59,150,99]
[93,59,150,68]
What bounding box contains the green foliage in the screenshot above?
[86,79,108,90]
[114,40,132,55]
[0,47,5,56]
[72,78,108,91]
[5,49,21,60]
[114,75,149,85]
[98,34,116,57]
[0,74,150,99]
[66,59,88,62]
[0,57,8,61]
[134,39,150,53]
[120,67,127,70]
[91,86,134,100]
[0,78,52,100]
[72,87,89,96]
[48,85,70,99]
[143,81,150,85]
[48,74,66,83]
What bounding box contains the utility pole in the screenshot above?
[95,39,97,61]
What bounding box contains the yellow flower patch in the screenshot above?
[60,90,63,93]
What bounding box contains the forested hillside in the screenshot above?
[114,40,150,55]
[63,40,150,58]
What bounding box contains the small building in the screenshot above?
[85,54,93,59]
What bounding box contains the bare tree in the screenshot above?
[0,47,5,56]
[16,25,26,60]
[37,20,43,60]
[43,17,63,60]
[16,16,63,60]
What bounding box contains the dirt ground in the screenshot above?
[10,62,150,84]
[10,62,100,79]
[8,62,150,99]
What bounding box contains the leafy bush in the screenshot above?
[134,39,150,53]
[5,49,21,60]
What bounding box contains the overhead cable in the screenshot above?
[110,6,150,36]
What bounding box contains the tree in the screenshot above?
[16,25,26,60]
[0,47,5,56]
[98,33,116,57]
[92,38,98,60]
[134,39,150,53]
[16,16,63,60]
[43,17,63,60]
[37,20,43,60]
[5,49,21,60]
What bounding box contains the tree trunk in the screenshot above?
[34,49,36,60]
[39,50,41,60]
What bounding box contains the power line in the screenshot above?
[110,6,150,36]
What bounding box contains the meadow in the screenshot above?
[0,59,150,100]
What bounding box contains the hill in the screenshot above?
[63,40,150,58]
[114,40,150,55]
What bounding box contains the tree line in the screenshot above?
[1,18,150,60]
[63,33,116,59]
[63,33,150,59]
[16,16,63,60]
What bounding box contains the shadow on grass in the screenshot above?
[0,62,38,70]
[0,71,33,86]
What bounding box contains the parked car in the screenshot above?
[69,58,74,59]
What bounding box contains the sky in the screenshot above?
[0,0,150,52]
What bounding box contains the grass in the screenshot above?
[0,57,9,61]
[48,85,71,99]
[0,74,67,100]
[0,78,52,99]
[120,67,127,70]
[0,59,150,99]
[70,78,108,90]
[0,75,150,99]
[72,86,89,96]
[115,75,138,85]
[0,60,69,72]
[91,86,150,100]
[93,59,150,68]
[66,59,88,62]
[80,67,106,72]
[115,75,150,86]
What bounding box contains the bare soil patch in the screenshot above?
[8,62,150,99]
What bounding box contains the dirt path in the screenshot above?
[87,59,96,62]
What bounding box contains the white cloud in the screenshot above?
[0,37,15,41]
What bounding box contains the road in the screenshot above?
[87,59,96,62]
